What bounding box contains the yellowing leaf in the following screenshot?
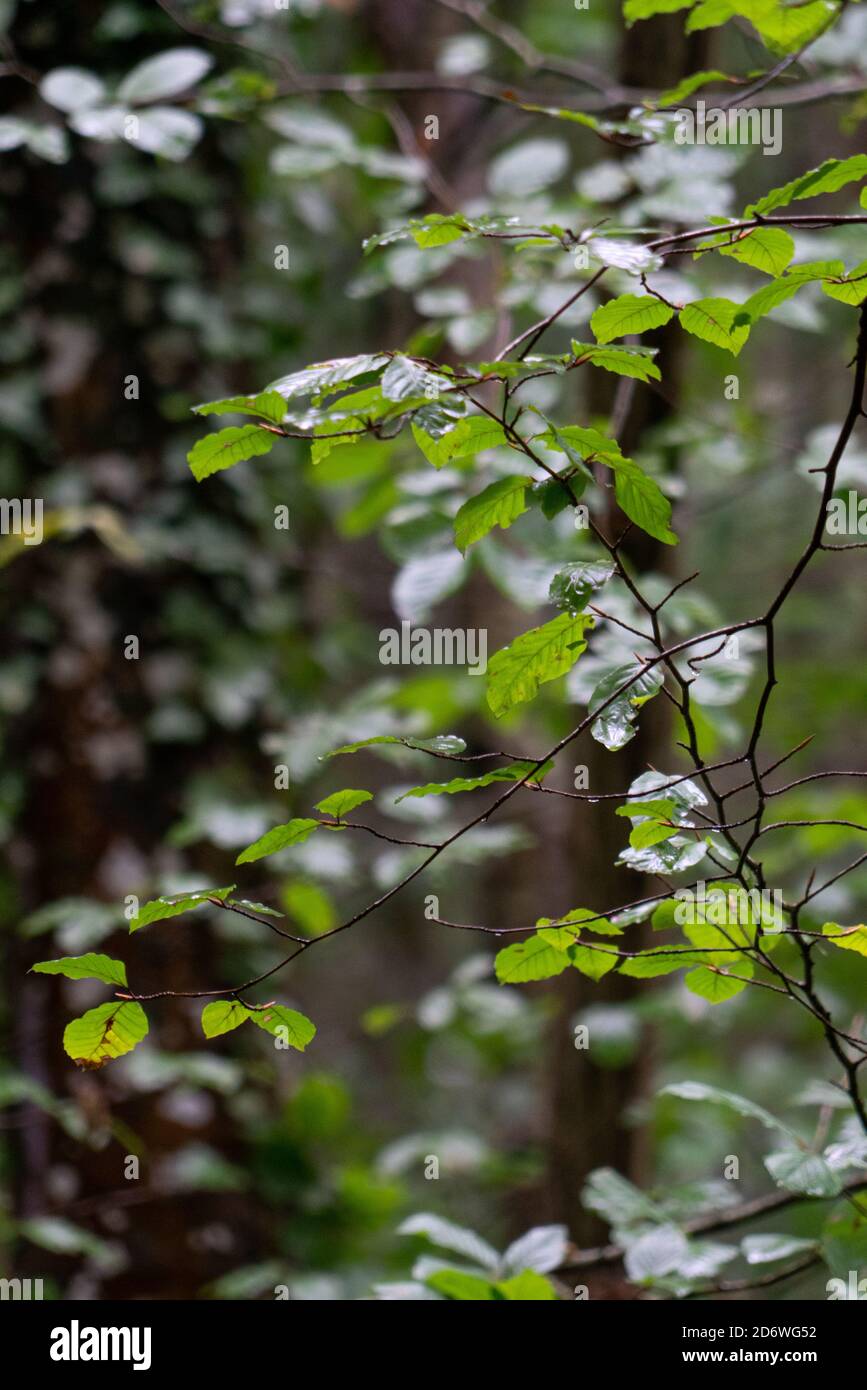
[63,1001,148,1069]
[248,1004,316,1050]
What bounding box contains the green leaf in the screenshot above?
[201,1000,316,1050]
[326,733,467,758]
[656,69,733,106]
[737,260,845,324]
[822,922,867,956]
[381,355,448,402]
[571,341,662,382]
[534,474,578,518]
[746,155,867,217]
[687,0,735,33]
[536,421,677,544]
[624,0,693,19]
[496,1270,559,1300]
[247,1004,317,1050]
[569,942,618,980]
[683,964,752,1003]
[129,886,235,933]
[469,353,570,379]
[822,1213,867,1280]
[308,387,391,464]
[546,906,622,937]
[191,390,286,423]
[537,924,582,950]
[235,818,319,865]
[495,934,572,984]
[538,421,623,467]
[534,424,600,489]
[412,414,509,468]
[453,475,530,553]
[617,797,678,821]
[63,1001,148,1069]
[314,788,373,818]
[629,818,680,850]
[363,212,475,254]
[764,1149,842,1198]
[268,354,388,401]
[226,898,285,919]
[591,294,674,344]
[678,882,786,944]
[661,1080,799,1139]
[609,455,678,544]
[486,613,594,718]
[201,1000,251,1038]
[395,760,546,802]
[821,262,867,308]
[514,101,635,138]
[619,947,708,977]
[679,298,750,355]
[589,662,663,750]
[618,834,709,876]
[409,213,474,248]
[740,0,831,52]
[188,425,275,481]
[549,560,616,614]
[426,1270,499,1300]
[31,954,127,987]
[715,227,795,277]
